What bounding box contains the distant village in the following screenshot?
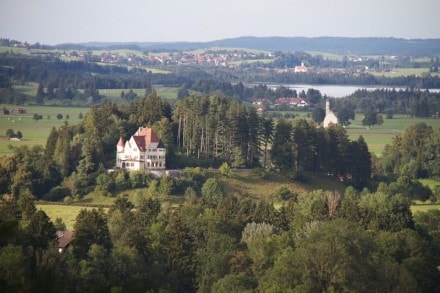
[251,97,308,112]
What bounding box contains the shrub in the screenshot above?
[219,162,232,178]
[43,186,71,201]
[274,186,297,201]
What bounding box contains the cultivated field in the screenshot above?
[36,204,106,231]
[0,105,87,156]
[346,114,440,156]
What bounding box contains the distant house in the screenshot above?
[0,107,10,115]
[274,97,308,107]
[323,99,338,127]
[56,230,73,253]
[116,127,166,171]
[252,98,271,106]
[12,108,26,114]
[257,106,267,113]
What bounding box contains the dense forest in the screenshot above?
[1,171,440,292]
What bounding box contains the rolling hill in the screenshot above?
[58,36,440,55]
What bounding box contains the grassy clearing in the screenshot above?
[92,49,145,57]
[38,189,183,230]
[0,104,88,156]
[36,204,103,231]
[99,88,147,100]
[411,203,440,213]
[306,51,344,61]
[154,86,179,100]
[100,87,178,100]
[184,46,270,55]
[13,84,39,96]
[229,59,273,66]
[346,114,440,156]
[418,179,440,189]
[0,46,30,55]
[370,68,431,77]
[218,170,345,203]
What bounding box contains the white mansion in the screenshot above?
[116,127,166,171]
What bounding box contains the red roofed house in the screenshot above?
[116,127,166,171]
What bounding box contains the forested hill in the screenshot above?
[67,36,440,55]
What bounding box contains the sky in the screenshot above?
[1,0,439,45]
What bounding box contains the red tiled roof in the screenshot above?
[132,127,163,151]
[133,135,146,151]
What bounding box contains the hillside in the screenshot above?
[64,36,440,55]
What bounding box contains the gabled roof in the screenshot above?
[133,135,146,151]
[131,127,164,151]
[56,230,73,249]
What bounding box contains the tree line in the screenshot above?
[336,88,440,118]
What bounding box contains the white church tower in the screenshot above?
[323,99,338,127]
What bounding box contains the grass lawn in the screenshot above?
[100,87,178,100]
[411,202,440,213]
[0,45,30,55]
[154,86,179,100]
[346,114,440,156]
[418,179,440,189]
[218,170,345,203]
[229,59,273,66]
[36,204,103,231]
[99,88,147,100]
[0,104,88,156]
[370,68,432,77]
[13,84,39,96]
[37,190,184,230]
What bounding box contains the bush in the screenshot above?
[431,185,440,203]
[184,187,198,203]
[219,162,232,178]
[95,173,116,193]
[274,186,298,201]
[251,167,268,180]
[43,186,71,202]
[129,171,151,188]
[63,196,73,205]
[115,171,130,191]
[201,178,225,207]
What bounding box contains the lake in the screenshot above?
[264,84,440,98]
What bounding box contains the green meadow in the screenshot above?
[346,114,440,156]
[36,204,100,231]
[410,202,440,213]
[370,67,434,77]
[0,105,87,156]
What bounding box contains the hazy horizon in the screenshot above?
[1,0,439,45]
